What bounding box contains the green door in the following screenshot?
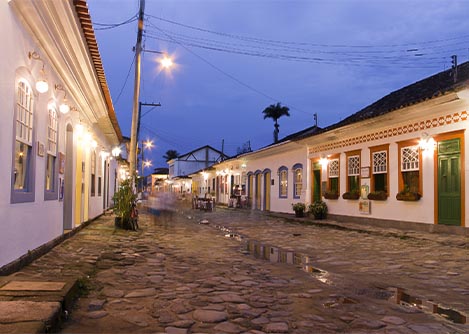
[313,162,321,202]
[438,139,461,226]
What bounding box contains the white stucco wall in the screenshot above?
[243,143,309,214]
[0,2,120,268]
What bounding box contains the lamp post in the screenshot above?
[139,139,153,192]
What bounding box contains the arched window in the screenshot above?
[45,105,58,199]
[278,166,288,198]
[292,163,303,198]
[12,79,35,203]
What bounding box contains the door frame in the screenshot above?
[311,159,322,203]
[433,130,465,226]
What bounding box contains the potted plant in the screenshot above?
[308,201,328,220]
[396,185,421,201]
[292,202,306,217]
[324,190,339,200]
[342,189,360,200]
[367,190,387,201]
[113,177,138,230]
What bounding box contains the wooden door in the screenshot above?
[438,139,461,226]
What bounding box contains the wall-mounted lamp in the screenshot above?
[28,51,49,93]
[419,132,436,152]
[319,154,329,166]
[112,146,122,158]
[55,84,70,114]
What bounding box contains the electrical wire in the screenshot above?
[143,14,467,69]
[145,20,313,116]
[114,52,136,106]
[93,13,138,31]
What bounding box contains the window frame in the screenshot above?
[91,149,96,197]
[292,163,303,199]
[397,139,422,195]
[370,144,389,195]
[278,166,288,198]
[44,105,59,200]
[11,78,36,203]
[345,150,360,193]
[327,154,340,194]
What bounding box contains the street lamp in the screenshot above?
[139,139,153,192]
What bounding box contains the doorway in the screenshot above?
[63,124,74,230]
[437,138,461,226]
[263,170,271,211]
[312,161,321,203]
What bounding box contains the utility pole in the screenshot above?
[137,102,160,192]
[129,0,145,182]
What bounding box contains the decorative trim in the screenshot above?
[309,111,468,154]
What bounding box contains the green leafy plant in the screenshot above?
[342,189,360,200]
[292,202,306,217]
[367,190,387,201]
[113,177,138,230]
[324,190,339,200]
[308,201,328,219]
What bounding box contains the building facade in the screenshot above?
[0,0,123,269]
[236,64,469,230]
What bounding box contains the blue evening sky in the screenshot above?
[87,0,469,169]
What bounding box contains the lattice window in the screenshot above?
[329,159,339,178]
[347,155,360,176]
[372,151,387,174]
[16,80,33,145]
[47,107,57,155]
[401,146,419,171]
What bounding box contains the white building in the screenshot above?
[239,63,469,230]
[168,145,228,194]
[0,0,123,270]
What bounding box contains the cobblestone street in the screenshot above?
[9,201,467,333]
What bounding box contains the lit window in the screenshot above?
[91,150,96,196]
[279,167,288,198]
[328,158,339,194]
[14,80,34,192]
[293,164,303,198]
[371,146,389,193]
[400,145,420,193]
[45,107,57,192]
[347,153,360,193]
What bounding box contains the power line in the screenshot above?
[93,13,138,31]
[114,52,136,106]
[145,20,313,116]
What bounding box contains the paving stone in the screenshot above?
[0,301,60,323]
[165,326,189,334]
[192,309,228,323]
[88,299,106,311]
[214,321,244,333]
[263,322,289,333]
[86,311,108,319]
[381,316,406,325]
[101,288,124,298]
[124,287,157,298]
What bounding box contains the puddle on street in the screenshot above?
[178,216,467,326]
[213,225,332,285]
[392,287,467,324]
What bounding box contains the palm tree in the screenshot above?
[262,102,290,143]
[163,149,179,162]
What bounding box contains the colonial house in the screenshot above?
[239,62,469,230]
[168,145,228,193]
[0,0,123,270]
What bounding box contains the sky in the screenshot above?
[87,0,469,169]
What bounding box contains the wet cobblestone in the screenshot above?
[8,201,468,333]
